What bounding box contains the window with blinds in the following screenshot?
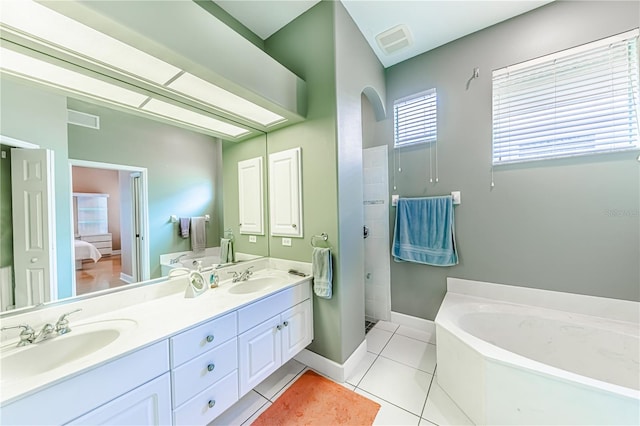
[492,29,640,165]
[393,88,437,148]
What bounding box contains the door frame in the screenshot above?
[68,159,150,295]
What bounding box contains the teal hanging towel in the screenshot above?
[312,247,333,299]
[392,195,458,266]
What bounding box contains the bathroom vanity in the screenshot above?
[0,259,313,425]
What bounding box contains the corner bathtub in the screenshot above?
[435,278,639,425]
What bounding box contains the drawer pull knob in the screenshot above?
[276,325,282,331]
[208,400,216,408]
[283,321,289,327]
[206,335,214,343]
[207,363,215,372]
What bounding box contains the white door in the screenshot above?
[281,300,313,363]
[11,148,56,308]
[269,147,303,237]
[238,315,281,396]
[238,157,264,235]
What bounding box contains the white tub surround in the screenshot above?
[435,278,639,425]
[0,257,313,425]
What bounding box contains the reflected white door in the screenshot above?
[11,148,56,308]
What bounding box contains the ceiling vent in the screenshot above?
[68,109,100,130]
[375,24,412,55]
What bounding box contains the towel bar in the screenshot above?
[170,214,210,223]
[311,233,329,247]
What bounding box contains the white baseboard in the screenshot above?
[390,311,435,333]
[120,273,134,284]
[294,339,367,383]
[111,250,121,256]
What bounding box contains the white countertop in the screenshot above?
[0,258,312,405]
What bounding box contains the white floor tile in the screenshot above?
[355,388,420,426]
[374,320,400,333]
[358,356,432,416]
[418,418,438,426]
[380,334,437,373]
[366,327,394,354]
[240,401,272,426]
[422,380,474,426]
[209,391,268,426]
[253,358,305,400]
[346,351,377,386]
[396,325,436,344]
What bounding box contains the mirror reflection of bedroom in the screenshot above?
[71,165,141,296]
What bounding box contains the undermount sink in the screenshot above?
[1,319,137,381]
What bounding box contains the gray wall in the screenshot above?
[385,0,640,321]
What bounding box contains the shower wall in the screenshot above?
[363,145,391,321]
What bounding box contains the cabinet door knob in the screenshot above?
[292,224,297,228]
[207,363,215,372]
[30,257,38,263]
[208,400,216,408]
[283,321,289,327]
[276,324,282,331]
[206,335,214,343]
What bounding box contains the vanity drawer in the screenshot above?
[238,281,311,334]
[172,370,239,426]
[170,311,237,367]
[171,337,237,408]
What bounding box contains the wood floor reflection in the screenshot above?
[76,255,128,296]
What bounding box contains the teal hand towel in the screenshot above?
[312,247,332,299]
[392,196,458,266]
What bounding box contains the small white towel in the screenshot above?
[312,247,332,299]
[191,216,206,252]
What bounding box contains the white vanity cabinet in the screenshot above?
[169,311,239,425]
[237,283,313,396]
[1,341,170,425]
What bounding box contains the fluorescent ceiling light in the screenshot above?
[168,72,285,126]
[0,47,148,107]
[0,0,181,85]
[142,98,250,138]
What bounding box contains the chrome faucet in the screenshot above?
[0,308,83,348]
[55,308,82,335]
[228,266,254,283]
[0,324,36,346]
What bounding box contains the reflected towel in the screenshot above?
[220,238,234,263]
[312,247,332,299]
[191,216,206,252]
[392,196,458,266]
[179,217,190,239]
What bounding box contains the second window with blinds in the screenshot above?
[492,29,640,165]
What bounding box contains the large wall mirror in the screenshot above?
[0,75,269,314]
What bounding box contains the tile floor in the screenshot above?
[210,321,474,426]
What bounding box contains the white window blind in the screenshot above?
[492,29,640,165]
[394,88,437,148]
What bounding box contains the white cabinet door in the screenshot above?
[269,147,302,237]
[67,373,171,425]
[238,156,264,235]
[281,299,313,363]
[238,315,281,396]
